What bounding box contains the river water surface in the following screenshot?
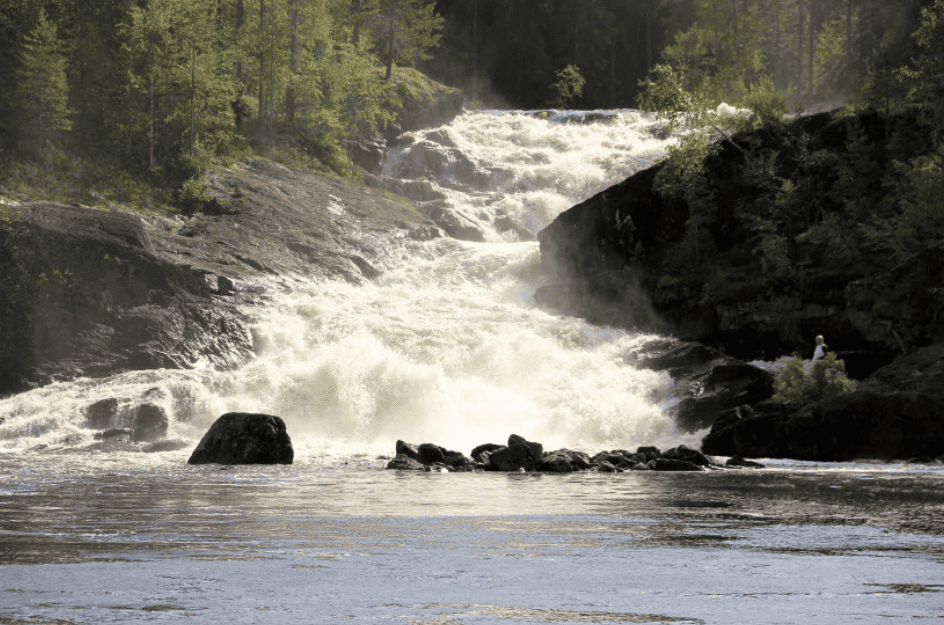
[2,110,944,623]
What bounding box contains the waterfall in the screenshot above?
[0,109,690,461]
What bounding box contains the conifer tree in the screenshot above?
[15,8,72,155]
[363,0,442,80]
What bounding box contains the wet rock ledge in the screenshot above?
[386,434,764,473]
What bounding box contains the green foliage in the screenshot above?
[773,353,857,404]
[550,64,585,108]
[14,8,72,155]
[363,0,443,80]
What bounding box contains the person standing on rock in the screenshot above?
[813,335,828,360]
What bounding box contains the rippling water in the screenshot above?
[2,110,943,623]
[2,454,943,624]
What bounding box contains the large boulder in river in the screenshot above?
[702,343,944,460]
[131,403,169,442]
[188,412,294,465]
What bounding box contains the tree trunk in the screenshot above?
[808,0,816,97]
[149,46,155,171]
[846,0,854,86]
[190,48,196,160]
[352,0,362,48]
[235,0,244,79]
[286,0,298,125]
[797,0,804,96]
[773,0,781,89]
[258,0,266,119]
[384,27,394,80]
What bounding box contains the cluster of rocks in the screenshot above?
[627,339,773,432]
[85,396,169,443]
[386,434,764,473]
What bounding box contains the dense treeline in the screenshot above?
[428,0,923,110]
[630,0,944,337]
[428,0,678,108]
[0,0,442,203]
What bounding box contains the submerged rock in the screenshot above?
[188,412,294,465]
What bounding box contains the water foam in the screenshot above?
[0,109,685,461]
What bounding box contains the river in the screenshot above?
[1,110,943,624]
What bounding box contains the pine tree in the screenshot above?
[15,8,72,155]
[364,0,442,80]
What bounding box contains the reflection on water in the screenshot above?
[3,458,944,565]
[2,457,944,624]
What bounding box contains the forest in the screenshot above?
[0,0,940,212]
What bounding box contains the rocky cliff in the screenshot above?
[0,159,441,396]
[537,109,943,375]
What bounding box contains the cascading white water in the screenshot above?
[0,109,688,462]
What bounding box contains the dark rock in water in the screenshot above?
[486,434,544,471]
[650,458,706,472]
[385,434,761,474]
[493,214,533,241]
[390,440,472,471]
[142,439,190,453]
[418,442,446,465]
[636,446,662,461]
[395,440,422,463]
[86,398,119,430]
[386,454,426,471]
[94,428,132,441]
[131,403,168,443]
[702,343,944,461]
[663,445,714,467]
[634,340,773,432]
[418,202,485,242]
[593,460,619,472]
[539,451,576,473]
[487,445,535,472]
[188,412,293,465]
[726,456,765,469]
[471,443,504,463]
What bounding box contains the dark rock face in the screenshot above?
[131,403,169,443]
[0,203,253,394]
[1,157,442,395]
[702,343,944,461]
[535,111,923,369]
[188,413,294,465]
[631,340,773,431]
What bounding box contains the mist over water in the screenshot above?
[0,109,683,461]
